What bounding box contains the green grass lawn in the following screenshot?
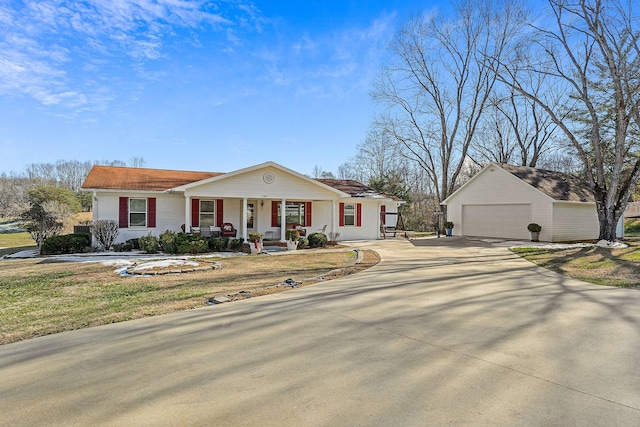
[625,218,640,237]
[0,249,380,345]
[0,232,36,256]
[511,242,640,288]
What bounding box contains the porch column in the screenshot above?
[331,200,336,237]
[185,196,190,232]
[242,198,248,242]
[280,198,286,242]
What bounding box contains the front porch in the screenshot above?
[185,197,337,242]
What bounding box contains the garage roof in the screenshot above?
[499,164,594,203]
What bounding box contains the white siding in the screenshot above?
[93,191,184,244]
[552,202,599,242]
[186,166,338,200]
[338,200,381,240]
[445,165,553,240]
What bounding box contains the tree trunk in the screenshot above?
[596,203,620,241]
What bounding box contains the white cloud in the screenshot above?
[0,0,258,109]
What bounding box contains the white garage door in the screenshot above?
[462,204,531,239]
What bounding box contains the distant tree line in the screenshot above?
[0,157,146,218]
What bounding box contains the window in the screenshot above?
[200,200,216,227]
[339,202,361,227]
[271,201,312,227]
[119,197,155,228]
[273,202,306,226]
[343,203,355,226]
[129,198,147,227]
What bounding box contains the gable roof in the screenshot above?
[498,164,594,202]
[316,179,399,199]
[81,163,395,200]
[442,162,595,204]
[169,161,349,197]
[81,165,222,191]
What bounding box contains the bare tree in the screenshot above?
[129,157,147,168]
[372,0,525,212]
[472,80,559,167]
[493,0,640,240]
[311,165,324,179]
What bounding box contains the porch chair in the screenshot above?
[317,224,327,234]
[221,223,237,238]
[200,225,212,238]
[288,223,307,236]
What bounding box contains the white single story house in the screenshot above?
[442,162,623,242]
[81,161,403,244]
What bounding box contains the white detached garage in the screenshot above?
[442,163,619,242]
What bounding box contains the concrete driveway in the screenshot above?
[1,238,639,426]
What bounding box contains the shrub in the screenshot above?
[307,232,328,248]
[126,238,140,250]
[41,233,91,255]
[297,237,309,249]
[139,233,160,254]
[328,231,340,243]
[228,238,244,252]
[177,239,208,254]
[527,223,542,232]
[248,232,264,242]
[209,237,229,251]
[159,230,180,254]
[91,220,119,251]
[285,228,300,241]
[444,221,454,229]
[112,242,133,252]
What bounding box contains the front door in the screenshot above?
[246,202,255,234]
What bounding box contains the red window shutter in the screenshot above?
[148,198,156,228]
[356,203,362,227]
[305,202,312,227]
[380,205,386,225]
[191,198,200,227]
[216,199,224,227]
[271,201,279,227]
[339,203,345,227]
[119,197,128,228]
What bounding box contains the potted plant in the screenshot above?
[248,232,264,254]
[444,221,454,237]
[527,223,541,242]
[285,228,300,250]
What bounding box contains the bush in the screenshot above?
[285,228,300,241]
[444,221,454,229]
[112,242,133,252]
[248,232,263,242]
[307,232,328,248]
[41,233,91,255]
[297,237,309,249]
[177,239,208,254]
[229,238,244,252]
[159,230,180,254]
[139,233,160,254]
[209,237,229,251]
[91,220,119,251]
[126,238,140,250]
[527,223,542,232]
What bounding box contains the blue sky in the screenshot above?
[0,0,445,177]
